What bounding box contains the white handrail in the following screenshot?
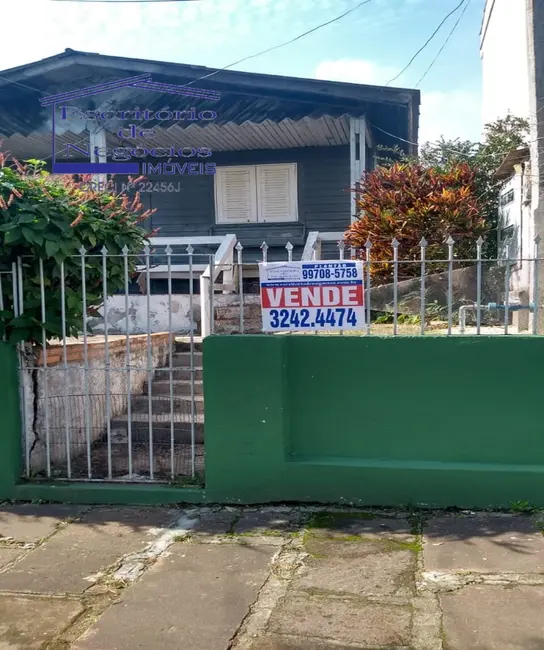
[301,231,346,261]
[201,234,237,337]
[301,231,320,261]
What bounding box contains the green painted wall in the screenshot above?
[204,336,544,508]
[0,343,22,497]
[3,335,544,509]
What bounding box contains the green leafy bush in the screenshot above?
[345,162,487,283]
[0,155,155,344]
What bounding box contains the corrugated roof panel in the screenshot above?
[0,116,351,161]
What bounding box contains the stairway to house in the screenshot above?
[111,341,204,445]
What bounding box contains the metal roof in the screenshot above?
[1,116,352,159]
[0,49,419,157]
[494,147,530,180]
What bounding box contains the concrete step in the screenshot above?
[147,379,204,396]
[110,415,204,444]
[175,341,203,353]
[172,351,203,366]
[131,394,205,415]
[153,367,203,381]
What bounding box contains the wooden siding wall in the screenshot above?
[144,146,351,251]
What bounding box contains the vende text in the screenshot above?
[261,285,363,308]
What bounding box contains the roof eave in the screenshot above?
[0,49,419,108]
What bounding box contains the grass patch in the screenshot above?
[235,528,289,537]
[510,500,537,514]
[306,511,376,529]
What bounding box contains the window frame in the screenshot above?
[500,188,515,207]
[214,162,298,225]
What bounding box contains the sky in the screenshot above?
[1,0,486,145]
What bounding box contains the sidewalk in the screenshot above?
[1,504,544,649]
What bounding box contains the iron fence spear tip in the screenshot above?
[101,246,108,255]
[235,242,243,251]
[78,246,86,255]
[164,245,173,255]
[186,244,194,254]
[419,237,428,247]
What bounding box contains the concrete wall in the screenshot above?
[526,0,544,332]
[370,265,506,315]
[480,0,530,124]
[204,335,544,508]
[23,334,170,475]
[90,295,200,335]
[89,293,263,335]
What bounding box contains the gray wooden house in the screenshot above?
[0,48,420,296]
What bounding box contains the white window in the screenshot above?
[214,163,298,224]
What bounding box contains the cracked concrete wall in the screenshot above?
[88,294,256,335]
[89,295,199,335]
[23,336,169,475]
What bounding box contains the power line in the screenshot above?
[1,0,374,159]
[371,124,527,159]
[1,0,373,97]
[386,0,466,87]
[416,0,470,88]
[175,0,374,89]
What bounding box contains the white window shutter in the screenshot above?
[215,166,257,223]
[256,164,298,223]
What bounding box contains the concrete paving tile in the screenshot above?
[191,511,238,535]
[306,513,414,540]
[0,507,177,594]
[268,592,412,647]
[249,634,364,649]
[0,548,25,570]
[294,550,416,598]
[0,595,83,650]
[72,542,276,650]
[441,585,544,649]
[424,514,544,572]
[234,512,299,535]
[303,534,418,560]
[0,504,85,543]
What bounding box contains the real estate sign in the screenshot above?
[259,260,365,332]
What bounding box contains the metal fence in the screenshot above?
[232,235,542,337]
[8,248,211,484]
[1,233,542,485]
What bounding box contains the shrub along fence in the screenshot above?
[2,335,544,508]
